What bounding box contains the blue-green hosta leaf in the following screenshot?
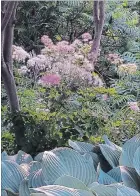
[1,151,8,161]
[31,185,94,196]
[42,150,69,184]
[34,152,44,162]
[117,186,140,196]
[87,152,99,171]
[99,144,121,168]
[2,160,27,193]
[2,151,33,165]
[102,135,122,151]
[90,184,117,196]
[119,134,140,167]
[107,167,122,183]
[133,146,140,176]
[20,163,30,174]
[51,147,97,185]
[98,169,117,185]
[29,161,42,173]
[28,169,46,188]
[1,190,8,196]
[68,139,94,153]
[19,179,30,196]
[120,166,140,192]
[111,184,140,196]
[54,175,89,190]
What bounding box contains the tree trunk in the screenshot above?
[1,2,26,149]
[89,0,105,66]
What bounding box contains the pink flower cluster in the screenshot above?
[106,53,123,65]
[128,102,140,112]
[12,45,30,62]
[41,35,53,47]
[38,74,61,86]
[81,33,92,42]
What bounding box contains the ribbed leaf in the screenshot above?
[2,160,27,193]
[34,152,44,162]
[116,186,140,196]
[28,169,46,188]
[51,147,97,185]
[42,151,69,184]
[1,190,8,196]
[103,135,122,151]
[19,179,30,196]
[112,184,140,196]
[54,175,89,190]
[90,184,117,196]
[29,161,42,173]
[31,185,94,196]
[98,169,117,185]
[68,139,94,152]
[133,146,140,175]
[120,166,140,192]
[99,144,121,168]
[119,134,140,167]
[107,167,122,183]
[1,151,33,165]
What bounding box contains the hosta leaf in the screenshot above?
[102,135,122,151]
[2,151,33,165]
[87,152,99,171]
[99,144,121,168]
[133,146,140,175]
[112,184,140,196]
[1,190,8,196]
[98,169,117,185]
[19,179,30,196]
[90,184,117,196]
[2,160,27,193]
[34,152,44,162]
[68,139,94,152]
[29,161,42,173]
[107,167,122,182]
[51,147,97,185]
[28,169,46,188]
[120,166,140,192]
[54,175,89,190]
[117,186,140,196]
[31,185,94,196]
[42,151,69,184]
[119,134,140,167]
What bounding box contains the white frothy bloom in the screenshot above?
[12,45,30,62]
[128,102,140,111]
[18,66,28,75]
[27,55,46,70]
[118,63,137,74]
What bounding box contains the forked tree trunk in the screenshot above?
[1,1,25,149]
[89,0,105,65]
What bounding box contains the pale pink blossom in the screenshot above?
[12,45,30,62]
[41,35,53,46]
[106,53,123,65]
[118,63,137,74]
[81,33,92,42]
[102,94,108,101]
[18,66,28,75]
[128,102,140,111]
[38,74,61,86]
[72,39,83,48]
